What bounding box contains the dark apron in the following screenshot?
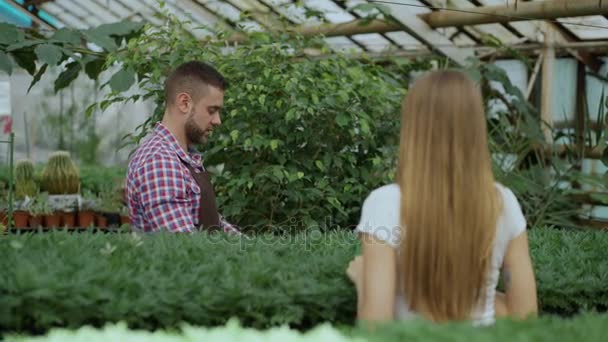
[185,164,221,232]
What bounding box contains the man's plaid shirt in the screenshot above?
[126,122,240,234]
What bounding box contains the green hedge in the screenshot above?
[6,314,608,342]
[1,228,606,334]
[349,313,608,341]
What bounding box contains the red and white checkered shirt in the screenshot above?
[127,123,240,234]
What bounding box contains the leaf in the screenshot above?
[0,51,12,75]
[230,130,239,142]
[51,28,82,45]
[270,140,279,150]
[54,61,82,92]
[108,68,135,92]
[315,160,325,171]
[336,113,349,127]
[28,64,48,93]
[10,51,36,75]
[360,119,370,134]
[285,108,296,121]
[85,103,97,118]
[84,58,106,80]
[83,21,145,51]
[34,44,63,66]
[83,30,117,52]
[0,23,25,45]
[6,40,41,51]
[94,20,145,37]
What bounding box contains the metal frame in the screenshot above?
[0,0,604,64]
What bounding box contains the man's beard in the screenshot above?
[185,112,208,146]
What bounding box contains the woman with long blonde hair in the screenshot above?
[347,70,537,325]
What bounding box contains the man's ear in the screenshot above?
[175,92,191,114]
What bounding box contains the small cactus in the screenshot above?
[28,192,53,217]
[41,151,80,195]
[15,159,38,199]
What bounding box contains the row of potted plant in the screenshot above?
[1,151,129,230]
[1,190,129,229]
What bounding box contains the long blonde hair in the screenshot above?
[397,70,502,322]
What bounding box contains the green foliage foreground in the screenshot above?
[6,313,608,342]
[1,228,606,334]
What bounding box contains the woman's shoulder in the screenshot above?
[365,183,401,204]
[356,183,402,248]
[494,182,527,240]
[494,182,523,212]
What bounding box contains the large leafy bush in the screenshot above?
[101,17,410,231]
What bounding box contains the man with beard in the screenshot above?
[126,61,240,234]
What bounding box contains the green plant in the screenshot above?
[0,227,605,333]
[41,151,80,194]
[348,313,608,341]
[27,192,52,217]
[80,189,98,212]
[14,159,38,200]
[96,185,122,213]
[98,15,408,231]
[79,165,126,196]
[462,61,590,229]
[9,314,608,342]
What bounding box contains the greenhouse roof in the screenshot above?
[2,0,608,68]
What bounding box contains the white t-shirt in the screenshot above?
[354,182,526,325]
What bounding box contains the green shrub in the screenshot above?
[78,165,125,195]
[6,314,608,342]
[109,22,408,231]
[0,228,606,334]
[104,16,598,232]
[349,313,608,341]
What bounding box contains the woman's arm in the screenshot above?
[500,231,538,319]
[347,233,397,323]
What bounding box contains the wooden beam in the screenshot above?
[362,3,473,65]
[227,19,396,43]
[541,24,555,145]
[575,61,588,169]
[421,0,608,28]
[526,54,543,100]
[252,0,608,40]
[310,40,608,61]
[545,21,604,73]
[23,0,54,6]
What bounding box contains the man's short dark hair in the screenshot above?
[164,61,228,104]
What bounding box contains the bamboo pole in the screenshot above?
[230,0,608,40]
[421,0,608,28]
[226,19,396,42]
[298,40,608,61]
[526,54,543,100]
[540,24,555,144]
